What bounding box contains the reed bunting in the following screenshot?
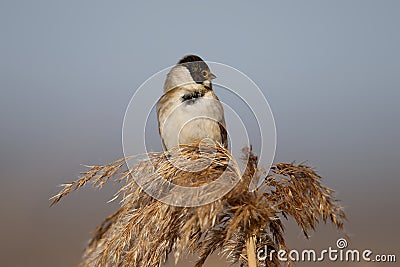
[157,55,227,151]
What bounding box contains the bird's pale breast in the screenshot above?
[157,88,226,150]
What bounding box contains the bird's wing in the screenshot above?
[219,120,228,149]
[211,91,228,149]
[157,88,183,151]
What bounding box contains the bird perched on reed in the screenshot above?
[157,55,228,151]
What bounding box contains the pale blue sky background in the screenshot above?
[0,1,399,266]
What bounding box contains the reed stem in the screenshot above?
[246,234,257,267]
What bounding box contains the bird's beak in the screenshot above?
[209,73,217,80]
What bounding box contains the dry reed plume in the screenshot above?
[51,141,346,267]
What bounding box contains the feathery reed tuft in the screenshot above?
[51,141,346,267]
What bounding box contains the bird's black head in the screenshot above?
[178,55,216,86]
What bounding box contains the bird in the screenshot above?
[157,55,228,151]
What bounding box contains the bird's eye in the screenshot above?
[201,70,208,77]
